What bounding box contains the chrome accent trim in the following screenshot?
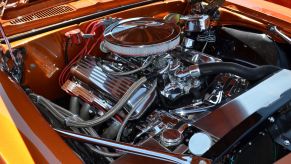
[180,14,210,32]
[174,65,201,78]
[194,69,291,138]
[104,36,180,56]
[55,128,211,164]
[270,26,291,45]
[67,56,156,119]
[103,17,181,56]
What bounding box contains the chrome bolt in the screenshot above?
[284,140,290,146]
[259,132,265,136]
[268,117,275,123]
[199,160,207,164]
[30,64,36,70]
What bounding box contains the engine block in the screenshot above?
[62,56,156,119]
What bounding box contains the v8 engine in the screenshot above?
[29,4,289,163]
[59,16,263,157]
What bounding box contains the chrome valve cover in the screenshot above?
[62,56,156,120]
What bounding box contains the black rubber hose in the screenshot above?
[199,62,281,81]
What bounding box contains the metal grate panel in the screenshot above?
[10,5,74,25]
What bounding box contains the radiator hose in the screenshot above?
[199,62,280,81]
[175,62,281,81]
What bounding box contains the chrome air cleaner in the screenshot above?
[103,17,181,56]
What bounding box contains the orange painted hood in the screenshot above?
[223,0,291,35]
[1,0,291,38]
[0,96,34,164]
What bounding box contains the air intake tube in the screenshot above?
[175,62,281,81]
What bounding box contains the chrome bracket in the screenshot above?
[269,26,291,45]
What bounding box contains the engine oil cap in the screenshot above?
[188,132,212,156]
[160,128,182,147]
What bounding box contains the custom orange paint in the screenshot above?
[0,0,290,163]
[0,96,34,164]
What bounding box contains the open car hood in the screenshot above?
[224,0,291,35]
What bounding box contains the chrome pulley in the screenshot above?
[103,17,181,57]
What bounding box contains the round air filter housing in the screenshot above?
[103,17,181,57]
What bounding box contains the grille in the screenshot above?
[10,5,74,25]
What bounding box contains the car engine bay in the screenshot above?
[1,0,291,163]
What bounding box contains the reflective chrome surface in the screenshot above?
[170,104,214,116]
[55,129,211,164]
[204,85,223,105]
[134,110,188,145]
[182,37,195,49]
[270,26,291,45]
[62,80,113,110]
[160,77,201,101]
[180,15,210,32]
[160,128,182,147]
[66,56,156,119]
[157,53,203,101]
[172,47,221,65]
[160,48,222,100]
[174,64,201,78]
[194,69,291,138]
[70,56,133,100]
[188,132,213,156]
[103,17,181,56]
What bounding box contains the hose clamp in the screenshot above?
[174,64,200,78]
[189,64,201,78]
